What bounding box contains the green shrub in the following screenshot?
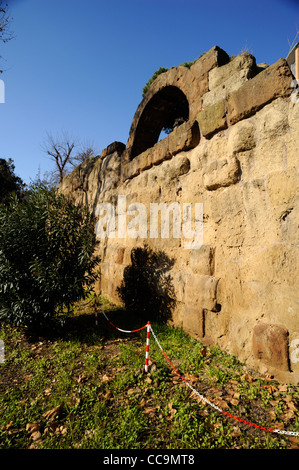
[142,67,169,97]
[142,52,206,98]
[0,158,25,205]
[0,186,100,331]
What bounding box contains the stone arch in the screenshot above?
[125,66,197,161]
[124,46,231,162]
[130,86,189,159]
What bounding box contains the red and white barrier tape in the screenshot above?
[145,322,151,373]
[100,307,148,333]
[99,306,150,372]
[94,297,98,326]
[149,326,299,437]
[98,303,299,437]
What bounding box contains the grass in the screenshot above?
[0,295,299,450]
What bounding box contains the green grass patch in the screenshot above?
[0,296,298,449]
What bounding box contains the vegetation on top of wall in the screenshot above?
[142,67,169,98]
[142,53,206,98]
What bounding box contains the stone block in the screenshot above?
[137,148,152,172]
[151,142,166,166]
[255,97,289,140]
[190,46,230,79]
[267,167,298,206]
[172,271,187,303]
[202,69,250,108]
[208,52,256,90]
[227,58,293,125]
[161,155,190,182]
[189,73,209,114]
[227,119,255,154]
[203,156,241,190]
[203,55,257,109]
[197,99,227,138]
[168,120,200,155]
[120,162,131,182]
[188,245,215,275]
[101,141,126,159]
[182,304,203,338]
[252,322,290,371]
[183,274,219,312]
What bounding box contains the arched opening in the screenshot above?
[130,86,189,160]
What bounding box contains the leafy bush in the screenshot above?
[0,158,25,205]
[0,186,100,331]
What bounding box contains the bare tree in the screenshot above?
[0,1,13,43]
[42,131,97,186]
[0,1,14,71]
[73,142,96,165]
[42,132,76,184]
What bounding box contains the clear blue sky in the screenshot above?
[0,0,298,184]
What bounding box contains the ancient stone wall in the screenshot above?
[59,46,299,384]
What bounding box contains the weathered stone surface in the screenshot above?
[227,58,293,125]
[125,46,229,161]
[59,48,299,384]
[227,119,256,154]
[202,53,257,108]
[183,274,220,312]
[101,141,126,159]
[253,323,290,371]
[161,155,190,181]
[203,156,240,190]
[255,97,289,140]
[99,150,122,195]
[208,52,257,90]
[121,121,198,181]
[188,245,215,275]
[197,99,227,138]
[168,120,200,155]
[203,69,250,108]
[181,304,204,339]
[190,45,230,80]
[267,166,298,207]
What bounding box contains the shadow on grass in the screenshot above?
[21,302,151,345]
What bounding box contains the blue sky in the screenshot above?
[0,0,298,184]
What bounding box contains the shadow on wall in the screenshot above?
[117,245,176,324]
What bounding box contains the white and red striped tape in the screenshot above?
[97,299,150,372]
[98,300,299,438]
[145,322,150,373]
[100,307,148,334]
[149,326,299,438]
[94,296,98,326]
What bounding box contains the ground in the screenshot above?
[0,296,299,450]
